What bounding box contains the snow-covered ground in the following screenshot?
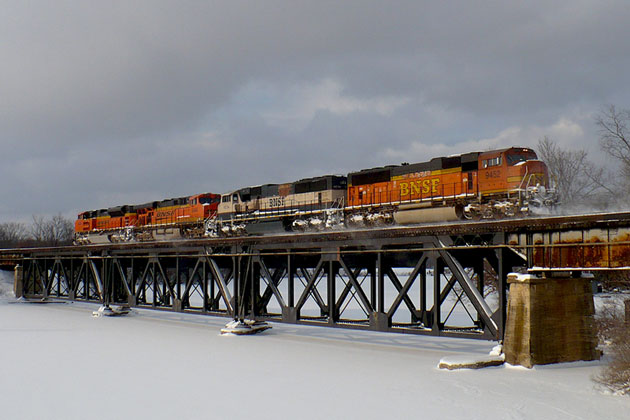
[0,270,628,419]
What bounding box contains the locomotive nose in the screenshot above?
[521,160,550,187]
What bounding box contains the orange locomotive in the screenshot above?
[346,147,553,224]
[74,193,220,244]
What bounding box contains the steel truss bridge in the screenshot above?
[5,211,630,341]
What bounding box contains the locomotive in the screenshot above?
[74,146,555,244]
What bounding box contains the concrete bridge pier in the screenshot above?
[13,265,23,299]
[504,272,600,368]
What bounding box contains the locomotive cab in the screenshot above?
[187,193,221,220]
[75,211,94,233]
[504,147,550,192]
[478,147,551,200]
[190,193,221,206]
[217,190,246,219]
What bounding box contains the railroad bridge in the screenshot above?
[4,212,630,365]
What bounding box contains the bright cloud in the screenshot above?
[242,79,411,130]
[384,116,591,163]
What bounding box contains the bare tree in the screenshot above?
[597,105,630,169]
[536,136,609,206]
[0,222,28,248]
[30,214,74,246]
[595,298,630,395]
[597,105,630,188]
[592,106,630,393]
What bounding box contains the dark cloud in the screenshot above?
[1,1,629,221]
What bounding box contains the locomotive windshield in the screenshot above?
[506,151,537,166]
[199,196,220,205]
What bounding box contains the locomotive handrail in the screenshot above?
[520,166,530,191]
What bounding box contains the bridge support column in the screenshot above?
[173,298,183,312]
[282,307,298,323]
[504,273,599,368]
[13,264,23,299]
[369,312,390,331]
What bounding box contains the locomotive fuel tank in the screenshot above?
[393,203,463,224]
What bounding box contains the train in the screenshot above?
[74,146,556,244]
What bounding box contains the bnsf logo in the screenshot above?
[400,179,440,196]
[269,197,285,207]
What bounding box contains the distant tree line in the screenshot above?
[0,214,74,248]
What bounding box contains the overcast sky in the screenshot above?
[2,1,630,222]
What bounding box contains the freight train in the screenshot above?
[74,146,555,244]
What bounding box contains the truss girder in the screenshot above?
[18,232,515,341]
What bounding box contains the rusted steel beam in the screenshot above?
[508,226,630,270]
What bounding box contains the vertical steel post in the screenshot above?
[176,257,181,301]
[202,258,208,313]
[103,255,109,307]
[150,262,156,307]
[161,259,168,306]
[420,260,427,323]
[232,247,239,319]
[432,255,442,333]
[129,257,136,306]
[370,261,377,310]
[328,260,336,324]
[283,251,298,323]
[497,248,508,340]
[56,260,61,297]
[209,258,216,311]
[287,252,294,307]
[377,252,384,313]
[43,259,48,299]
[476,259,484,326]
[251,258,260,317]
[69,258,75,300]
